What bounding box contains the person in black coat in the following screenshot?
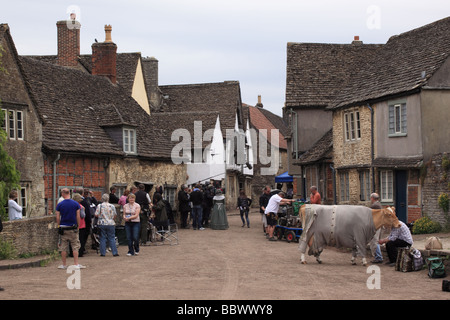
[189,184,204,230]
[202,184,214,227]
[178,185,191,229]
[135,184,150,245]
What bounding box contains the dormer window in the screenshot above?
[123,128,136,154]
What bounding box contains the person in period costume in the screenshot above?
[210,190,228,230]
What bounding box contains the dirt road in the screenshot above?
[0,210,448,301]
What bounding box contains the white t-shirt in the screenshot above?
[264,194,282,215]
[8,199,23,220]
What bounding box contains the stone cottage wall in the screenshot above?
[422,153,450,226]
[333,106,372,205]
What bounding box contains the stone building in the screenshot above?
[285,17,450,224]
[152,81,250,210]
[327,17,450,223]
[0,24,46,217]
[283,37,382,202]
[245,96,289,204]
[1,21,185,217]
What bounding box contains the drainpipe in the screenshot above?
[366,104,375,192]
[52,153,61,214]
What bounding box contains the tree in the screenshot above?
[0,44,21,220]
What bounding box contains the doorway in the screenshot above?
[395,170,407,223]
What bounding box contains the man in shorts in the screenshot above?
[56,188,86,269]
[265,192,295,241]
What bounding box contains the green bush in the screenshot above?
[412,216,442,234]
[0,237,17,260]
[438,193,449,213]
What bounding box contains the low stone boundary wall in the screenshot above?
[0,216,59,256]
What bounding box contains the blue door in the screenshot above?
[395,170,407,223]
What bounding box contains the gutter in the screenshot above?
[52,153,61,214]
[366,104,375,192]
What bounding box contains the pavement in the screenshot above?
[1,211,449,301]
[1,210,449,270]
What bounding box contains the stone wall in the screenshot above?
[422,153,450,226]
[0,216,59,256]
[333,106,372,205]
[332,106,372,170]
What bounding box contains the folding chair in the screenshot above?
[149,222,179,246]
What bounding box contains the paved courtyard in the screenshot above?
[0,210,449,301]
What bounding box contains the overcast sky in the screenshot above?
[2,0,450,116]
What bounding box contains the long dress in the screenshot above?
[210,195,228,230]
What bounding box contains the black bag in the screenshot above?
[443,280,450,292]
[426,257,446,278]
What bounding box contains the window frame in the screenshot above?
[1,107,25,141]
[359,170,371,201]
[388,101,407,137]
[123,127,137,154]
[339,171,350,202]
[380,170,394,202]
[343,109,361,142]
[8,110,15,139]
[16,110,24,140]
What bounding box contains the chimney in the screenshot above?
[142,56,160,107]
[91,25,117,84]
[256,95,263,108]
[352,35,363,45]
[56,17,81,67]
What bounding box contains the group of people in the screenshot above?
[105,184,171,256]
[3,179,414,275]
[258,185,413,266]
[259,185,320,242]
[54,183,174,269]
[177,183,229,230]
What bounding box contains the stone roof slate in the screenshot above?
[329,16,450,109]
[286,17,450,110]
[158,81,243,135]
[27,52,142,97]
[285,42,383,108]
[18,56,172,159]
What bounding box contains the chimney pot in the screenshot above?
[104,24,113,43]
[256,95,263,108]
[352,35,363,45]
[92,24,117,83]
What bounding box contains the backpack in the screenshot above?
[426,257,446,278]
